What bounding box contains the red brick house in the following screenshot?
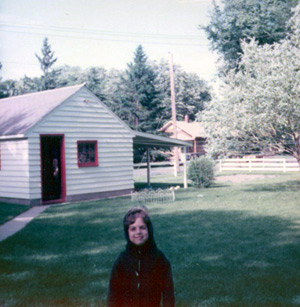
[160,115,206,159]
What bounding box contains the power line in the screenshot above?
[0,22,206,40]
[0,22,209,47]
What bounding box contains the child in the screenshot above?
[107,207,175,307]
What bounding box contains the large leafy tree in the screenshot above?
[35,37,60,90]
[202,0,298,70]
[0,80,18,98]
[85,67,107,101]
[202,4,300,170]
[103,68,125,116]
[153,60,211,122]
[0,62,7,98]
[115,45,163,132]
[55,65,85,87]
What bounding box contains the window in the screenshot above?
[77,141,98,167]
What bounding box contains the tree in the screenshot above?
[0,79,20,98]
[54,65,108,101]
[152,60,211,122]
[85,67,107,101]
[103,68,126,116]
[35,37,59,90]
[202,0,298,70]
[115,45,163,132]
[17,75,42,94]
[202,4,300,173]
[0,62,7,98]
[54,65,85,87]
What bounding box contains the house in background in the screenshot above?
[0,84,190,205]
[160,115,206,159]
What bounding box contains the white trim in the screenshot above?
[0,134,26,141]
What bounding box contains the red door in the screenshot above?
[40,135,66,203]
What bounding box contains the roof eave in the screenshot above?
[0,134,27,141]
[133,130,192,147]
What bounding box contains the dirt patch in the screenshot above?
[216,174,277,183]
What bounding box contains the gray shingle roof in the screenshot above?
[0,83,191,148]
[0,84,85,137]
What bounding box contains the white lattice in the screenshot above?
[131,188,175,203]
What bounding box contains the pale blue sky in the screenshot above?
[0,0,218,82]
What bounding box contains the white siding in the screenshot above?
[27,87,134,199]
[0,139,30,199]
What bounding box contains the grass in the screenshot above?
[1,171,300,306]
[0,202,29,225]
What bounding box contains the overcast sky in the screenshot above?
[0,0,219,83]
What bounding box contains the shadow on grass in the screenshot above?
[0,202,29,225]
[135,181,230,191]
[135,181,184,190]
[153,209,300,306]
[1,200,300,306]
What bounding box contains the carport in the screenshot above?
[132,130,192,188]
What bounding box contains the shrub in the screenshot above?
[188,156,215,188]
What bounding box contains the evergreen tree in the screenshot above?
[35,37,59,90]
[117,45,163,132]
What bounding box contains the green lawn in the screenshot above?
[1,171,300,306]
[0,202,29,225]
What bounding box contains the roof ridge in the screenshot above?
[0,83,86,102]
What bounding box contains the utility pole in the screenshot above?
[169,52,178,177]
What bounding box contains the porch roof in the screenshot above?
[132,130,192,148]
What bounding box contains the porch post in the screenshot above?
[183,146,188,188]
[147,147,151,187]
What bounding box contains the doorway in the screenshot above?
[40,135,66,203]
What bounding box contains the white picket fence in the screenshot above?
[219,157,299,173]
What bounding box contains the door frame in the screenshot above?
[40,134,66,204]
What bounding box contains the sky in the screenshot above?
[0,0,219,84]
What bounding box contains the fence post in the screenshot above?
[183,146,188,188]
[283,158,286,173]
[219,160,223,173]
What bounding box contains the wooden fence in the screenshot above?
[219,157,299,173]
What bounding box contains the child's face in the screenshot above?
[128,217,149,246]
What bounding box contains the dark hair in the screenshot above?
[123,207,153,242]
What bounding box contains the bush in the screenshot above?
[188,157,215,188]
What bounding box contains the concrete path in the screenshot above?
[0,205,49,242]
